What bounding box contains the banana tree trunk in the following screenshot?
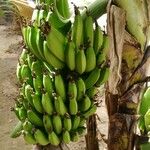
[105,0,150,149]
[85,115,99,150]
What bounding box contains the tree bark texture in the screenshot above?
[85,115,99,150]
[106,1,149,150]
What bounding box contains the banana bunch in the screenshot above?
[12,0,110,147]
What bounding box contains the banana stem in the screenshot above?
[81,0,108,20]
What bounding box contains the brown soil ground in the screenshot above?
[0,25,108,150]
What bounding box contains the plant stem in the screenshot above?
[82,0,108,19]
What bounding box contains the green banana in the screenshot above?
[46,10,70,30]
[144,109,150,132]
[33,75,43,94]
[75,48,86,74]
[43,114,53,133]
[16,63,22,82]
[46,25,66,62]
[23,120,34,132]
[43,41,65,69]
[27,110,43,127]
[43,73,53,97]
[83,104,97,118]
[34,129,49,146]
[84,14,94,46]
[85,67,101,89]
[54,95,67,116]
[69,98,78,115]
[42,92,54,115]
[70,132,79,142]
[96,66,109,86]
[23,131,37,144]
[27,53,34,69]
[10,121,23,138]
[94,22,103,55]
[32,93,43,113]
[36,28,45,60]
[25,84,34,106]
[19,48,28,64]
[85,46,96,72]
[21,64,32,85]
[79,95,91,112]
[72,6,83,48]
[65,40,76,71]
[68,80,77,99]
[87,87,98,99]
[18,106,27,121]
[62,130,70,144]
[54,73,66,100]
[96,52,106,67]
[56,0,70,19]
[101,35,109,55]
[63,114,72,131]
[52,114,62,134]
[48,131,60,146]
[31,60,43,77]
[28,26,42,59]
[72,115,80,130]
[76,78,86,100]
